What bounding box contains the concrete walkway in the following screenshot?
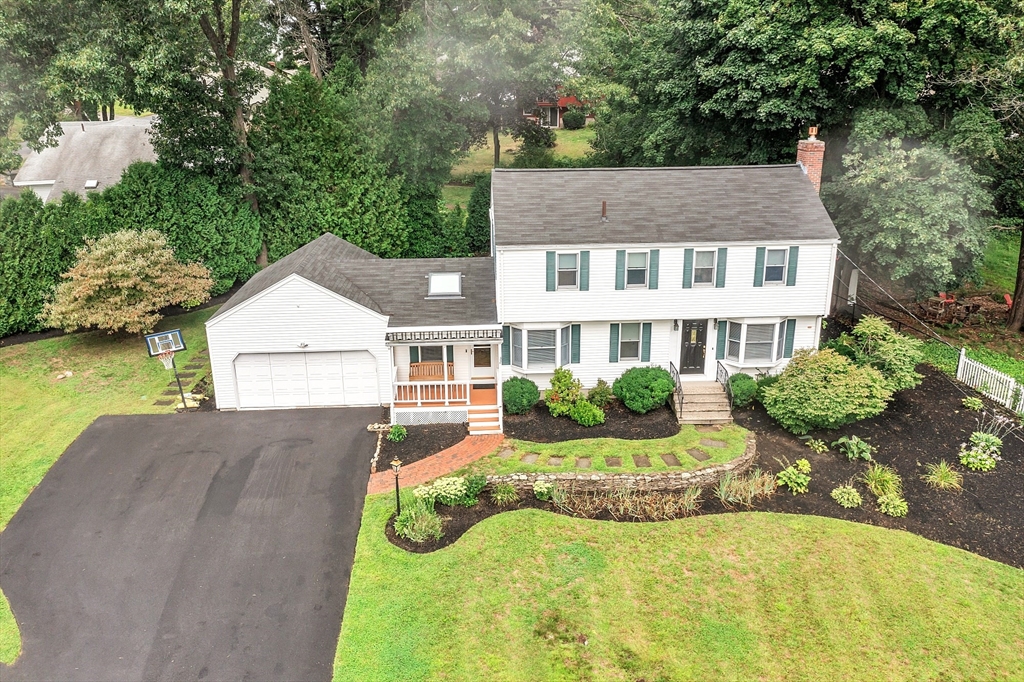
[367,434,504,494]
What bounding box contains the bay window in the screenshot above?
[723,320,793,364]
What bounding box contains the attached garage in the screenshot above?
[234,351,379,408]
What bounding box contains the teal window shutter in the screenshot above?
[753,247,766,287]
[615,250,626,290]
[446,345,454,364]
[579,251,590,291]
[682,248,694,288]
[571,324,581,363]
[501,326,510,365]
[648,249,659,289]
[784,319,796,357]
[641,322,652,362]
[716,247,728,288]
[786,246,799,286]
[716,323,728,360]
[609,323,620,362]
[410,346,419,363]
[546,251,556,291]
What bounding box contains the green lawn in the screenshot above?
[336,496,1024,681]
[0,307,216,663]
[441,184,474,209]
[451,127,596,179]
[979,231,1020,294]
[456,424,749,477]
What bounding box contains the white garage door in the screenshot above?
[234,351,379,408]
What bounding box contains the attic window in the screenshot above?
[84,180,98,189]
[427,272,462,298]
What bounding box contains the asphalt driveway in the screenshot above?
[0,408,377,682]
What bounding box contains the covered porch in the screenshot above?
[386,328,504,435]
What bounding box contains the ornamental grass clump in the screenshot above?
[860,463,908,517]
[394,498,443,543]
[490,482,520,506]
[761,349,891,435]
[921,460,963,491]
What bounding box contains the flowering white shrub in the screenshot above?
[412,477,468,505]
[533,480,555,501]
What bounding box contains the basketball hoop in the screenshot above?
[158,351,175,370]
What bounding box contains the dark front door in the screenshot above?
[679,319,707,373]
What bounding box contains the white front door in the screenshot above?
[472,345,495,379]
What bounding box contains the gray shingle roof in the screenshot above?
[490,165,840,247]
[14,117,156,200]
[210,234,497,328]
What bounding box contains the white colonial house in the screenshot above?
[205,132,836,434]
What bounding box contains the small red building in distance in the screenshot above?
[523,94,594,129]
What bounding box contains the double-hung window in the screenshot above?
[527,329,557,368]
[619,323,641,360]
[560,325,571,366]
[511,328,524,367]
[693,250,716,285]
[744,324,775,362]
[626,252,647,286]
[764,249,787,283]
[557,253,578,288]
[727,322,742,361]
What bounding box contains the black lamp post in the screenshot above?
[391,458,402,516]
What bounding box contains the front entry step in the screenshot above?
[674,382,732,425]
[468,406,502,436]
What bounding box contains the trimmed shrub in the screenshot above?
[41,230,214,334]
[503,377,540,415]
[547,367,583,417]
[562,107,587,130]
[569,399,605,426]
[612,367,675,414]
[755,374,780,403]
[394,498,443,542]
[587,378,614,409]
[846,316,924,392]
[728,373,757,407]
[761,349,891,435]
[413,477,468,506]
[463,474,488,505]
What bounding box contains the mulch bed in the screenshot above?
[384,365,1024,568]
[504,400,679,442]
[378,422,467,467]
[729,364,1024,569]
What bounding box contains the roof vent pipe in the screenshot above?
[601,200,607,221]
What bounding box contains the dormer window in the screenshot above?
[427,272,462,298]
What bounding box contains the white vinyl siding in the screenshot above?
[206,275,391,410]
[495,243,835,325]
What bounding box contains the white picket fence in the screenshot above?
[956,348,1024,413]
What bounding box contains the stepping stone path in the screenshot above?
[162,389,181,396]
[184,364,204,371]
[547,457,563,466]
[700,439,729,448]
[153,399,175,406]
[696,425,722,433]
[605,457,622,467]
[498,448,515,459]
[660,453,681,467]
[576,458,590,468]
[687,448,710,462]
[633,455,651,468]
[176,372,196,379]
[521,453,539,464]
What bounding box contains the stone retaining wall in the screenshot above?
[487,434,757,492]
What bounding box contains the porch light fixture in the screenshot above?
[713,319,719,330]
[297,342,308,348]
[391,458,402,515]
[673,320,679,331]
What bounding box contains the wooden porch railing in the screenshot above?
[394,380,469,406]
[409,361,455,381]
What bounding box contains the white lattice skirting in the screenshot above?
[393,408,469,426]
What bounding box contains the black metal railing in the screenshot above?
[668,361,684,412]
[716,360,733,409]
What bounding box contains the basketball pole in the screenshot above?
[171,354,189,412]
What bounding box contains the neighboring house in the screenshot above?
[522,94,594,129]
[204,131,835,434]
[13,116,155,202]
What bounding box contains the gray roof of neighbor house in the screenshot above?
[210,234,498,328]
[14,117,156,200]
[490,165,840,247]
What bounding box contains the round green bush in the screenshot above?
[761,349,892,435]
[503,376,540,415]
[612,367,675,414]
[728,373,757,407]
[586,378,614,409]
[562,107,587,130]
[569,399,605,426]
[755,373,780,403]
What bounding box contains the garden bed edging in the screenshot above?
[486,434,757,492]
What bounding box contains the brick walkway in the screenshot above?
[366,434,504,494]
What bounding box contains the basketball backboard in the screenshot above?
[144,329,186,357]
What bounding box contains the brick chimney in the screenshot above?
[796,126,825,193]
